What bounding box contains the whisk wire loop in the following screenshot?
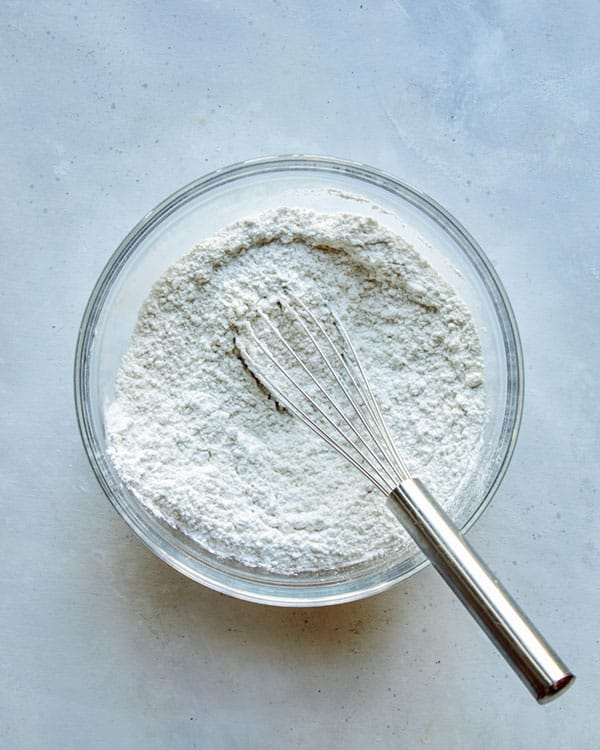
[240,292,411,495]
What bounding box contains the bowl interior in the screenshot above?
[75,156,522,606]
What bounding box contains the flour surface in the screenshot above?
[106,208,484,574]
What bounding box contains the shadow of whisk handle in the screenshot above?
[387,478,574,704]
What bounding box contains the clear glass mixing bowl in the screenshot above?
[74,155,523,606]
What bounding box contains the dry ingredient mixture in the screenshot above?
[106,208,485,574]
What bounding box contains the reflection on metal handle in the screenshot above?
[387,478,574,703]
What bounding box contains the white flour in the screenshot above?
[106,208,484,574]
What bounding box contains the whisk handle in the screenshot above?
[387,478,574,703]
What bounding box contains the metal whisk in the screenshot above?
[237,291,574,703]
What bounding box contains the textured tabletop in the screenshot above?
[1,2,598,748]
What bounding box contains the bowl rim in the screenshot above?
[74,154,524,606]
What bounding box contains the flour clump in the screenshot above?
[106,208,484,574]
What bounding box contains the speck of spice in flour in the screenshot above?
[106,207,485,574]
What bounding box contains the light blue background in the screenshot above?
[2,2,598,748]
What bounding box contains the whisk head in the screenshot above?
[235,291,411,496]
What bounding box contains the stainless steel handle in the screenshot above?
[387,478,574,703]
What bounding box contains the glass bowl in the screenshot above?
[74,155,523,606]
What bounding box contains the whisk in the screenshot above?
[237,291,574,703]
